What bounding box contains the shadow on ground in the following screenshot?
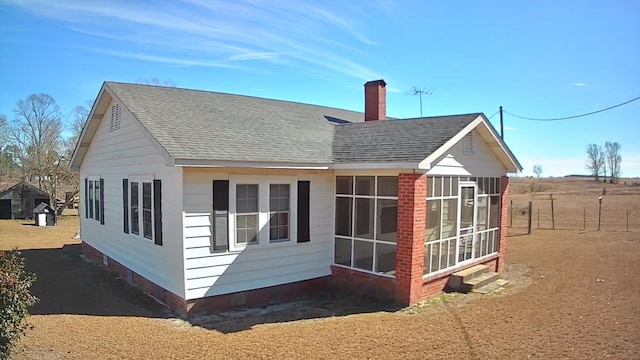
[20,244,401,333]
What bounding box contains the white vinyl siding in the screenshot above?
[428,129,507,177]
[79,98,184,298]
[181,168,333,300]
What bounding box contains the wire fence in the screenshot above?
[508,194,639,234]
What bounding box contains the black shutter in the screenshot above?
[99,178,105,225]
[122,179,129,233]
[212,180,229,251]
[153,179,163,246]
[84,178,89,218]
[297,181,310,243]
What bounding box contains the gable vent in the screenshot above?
[463,132,474,154]
[110,104,121,131]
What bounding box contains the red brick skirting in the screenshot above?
[330,265,397,303]
[82,241,328,318]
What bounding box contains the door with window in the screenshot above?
[458,183,476,262]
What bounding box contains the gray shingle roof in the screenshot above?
[333,114,479,163]
[104,82,481,164]
[106,82,363,164]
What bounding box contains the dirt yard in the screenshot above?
[1,178,639,359]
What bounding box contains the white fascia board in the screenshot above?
[331,162,419,170]
[69,85,111,172]
[418,116,484,170]
[174,159,330,170]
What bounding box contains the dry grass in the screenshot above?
[0,179,639,359]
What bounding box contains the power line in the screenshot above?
[487,110,499,120]
[504,95,640,122]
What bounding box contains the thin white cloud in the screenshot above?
[387,87,402,94]
[571,82,588,87]
[4,0,385,82]
[504,126,516,131]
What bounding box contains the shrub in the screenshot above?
[0,249,38,358]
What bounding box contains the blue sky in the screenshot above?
[1,0,639,177]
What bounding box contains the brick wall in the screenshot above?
[496,176,510,272]
[330,265,397,303]
[395,173,426,305]
[81,241,329,318]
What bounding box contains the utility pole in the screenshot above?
[411,86,435,117]
[499,106,504,140]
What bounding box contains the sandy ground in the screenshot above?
[1,178,639,359]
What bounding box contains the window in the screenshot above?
[143,182,152,240]
[236,184,259,245]
[425,176,501,275]
[85,177,104,224]
[110,104,121,131]
[124,178,163,245]
[227,177,302,249]
[131,182,139,235]
[269,184,290,243]
[334,175,397,276]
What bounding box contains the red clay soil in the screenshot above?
[1,212,639,359]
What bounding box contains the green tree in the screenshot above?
[0,249,39,358]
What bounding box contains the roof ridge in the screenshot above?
[104,81,364,116]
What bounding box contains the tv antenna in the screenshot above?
[411,86,436,117]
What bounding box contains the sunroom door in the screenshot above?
[458,183,477,263]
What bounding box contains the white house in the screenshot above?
[70,80,521,316]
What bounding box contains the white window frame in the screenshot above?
[229,175,298,251]
[87,175,101,222]
[333,175,398,278]
[425,176,501,277]
[128,175,155,242]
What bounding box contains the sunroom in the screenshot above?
[330,170,509,304]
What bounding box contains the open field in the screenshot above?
[509,177,640,233]
[1,177,639,359]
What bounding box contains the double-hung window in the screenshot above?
[236,184,259,245]
[123,177,163,245]
[229,176,297,249]
[84,177,104,225]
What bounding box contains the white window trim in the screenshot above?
[128,175,155,242]
[229,175,298,251]
[424,176,502,276]
[87,175,101,222]
[333,175,398,276]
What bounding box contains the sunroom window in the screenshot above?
[425,176,501,275]
[334,175,397,276]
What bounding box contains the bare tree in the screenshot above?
[604,141,622,184]
[0,113,7,149]
[585,144,605,181]
[533,165,543,178]
[137,77,176,87]
[9,94,63,203]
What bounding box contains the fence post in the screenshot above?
[627,210,629,232]
[550,194,555,230]
[527,201,533,235]
[598,196,602,231]
[537,208,540,229]
[510,199,513,227]
[583,207,586,231]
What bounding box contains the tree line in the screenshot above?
[0,94,90,209]
[585,142,622,183]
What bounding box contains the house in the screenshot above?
[70,79,522,316]
[0,181,51,219]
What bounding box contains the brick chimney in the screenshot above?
[364,79,387,121]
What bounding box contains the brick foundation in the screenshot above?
[82,241,329,318]
[330,265,397,303]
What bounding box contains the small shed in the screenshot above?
[34,202,56,226]
[0,181,51,219]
